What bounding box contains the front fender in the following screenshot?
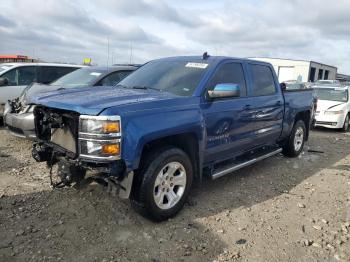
[121,109,204,171]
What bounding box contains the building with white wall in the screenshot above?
[336,73,350,83]
[249,57,337,83]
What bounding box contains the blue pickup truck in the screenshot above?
[30,55,315,221]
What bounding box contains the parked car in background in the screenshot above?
[4,65,138,139]
[29,55,315,221]
[284,81,308,90]
[313,85,350,131]
[0,63,83,116]
[314,80,341,86]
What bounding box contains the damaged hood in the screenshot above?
[317,100,347,112]
[28,86,181,115]
[21,83,66,105]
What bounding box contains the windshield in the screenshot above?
[50,67,106,88]
[0,65,15,74]
[314,88,348,102]
[118,60,210,96]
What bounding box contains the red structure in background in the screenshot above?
[0,55,38,63]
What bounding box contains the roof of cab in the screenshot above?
[152,55,273,67]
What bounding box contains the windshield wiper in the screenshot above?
[115,84,161,91]
[131,86,148,90]
[132,86,161,91]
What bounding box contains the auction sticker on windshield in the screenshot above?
[90,72,102,76]
[185,62,208,69]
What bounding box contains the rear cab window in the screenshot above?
[249,64,277,96]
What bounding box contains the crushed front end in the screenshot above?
[32,106,133,198]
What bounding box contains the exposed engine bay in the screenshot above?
[31,106,133,198]
[34,106,79,157]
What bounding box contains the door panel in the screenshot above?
[202,96,258,163]
[248,63,284,147]
[250,95,284,146]
[202,61,257,163]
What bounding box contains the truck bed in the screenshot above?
[281,89,315,139]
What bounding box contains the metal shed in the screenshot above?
[249,57,337,83]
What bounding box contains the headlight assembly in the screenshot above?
[325,110,344,115]
[80,139,121,157]
[79,115,121,160]
[80,115,121,136]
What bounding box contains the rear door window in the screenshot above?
[98,71,132,86]
[250,64,276,96]
[38,66,79,84]
[1,66,37,86]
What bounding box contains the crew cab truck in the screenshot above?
[30,55,315,221]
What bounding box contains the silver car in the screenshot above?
[4,65,138,139]
[0,63,83,116]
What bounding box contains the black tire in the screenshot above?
[310,118,316,130]
[341,114,349,132]
[282,120,306,157]
[130,147,193,222]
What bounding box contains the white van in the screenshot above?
[0,63,83,116]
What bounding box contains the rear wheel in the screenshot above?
[282,120,306,157]
[131,147,193,221]
[341,114,349,132]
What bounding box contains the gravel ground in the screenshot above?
[0,127,350,262]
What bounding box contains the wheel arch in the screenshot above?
[294,110,311,141]
[136,132,201,181]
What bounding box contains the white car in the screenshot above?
[314,85,350,131]
[0,63,84,116]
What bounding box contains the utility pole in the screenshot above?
[129,42,133,64]
[107,37,110,68]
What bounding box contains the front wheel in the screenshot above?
[131,147,193,221]
[341,114,349,132]
[282,120,306,157]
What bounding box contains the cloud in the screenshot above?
[0,0,166,64]
[0,0,350,72]
[0,14,16,28]
[99,0,201,27]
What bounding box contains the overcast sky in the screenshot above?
[1,0,350,73]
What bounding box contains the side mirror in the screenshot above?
[280,82,287,91]
[208,83,240,99]
[0,77,8,86]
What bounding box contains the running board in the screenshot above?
[211,148,282,180]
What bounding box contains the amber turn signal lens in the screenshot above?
[102,143,120,155]
[102,122,120,133]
